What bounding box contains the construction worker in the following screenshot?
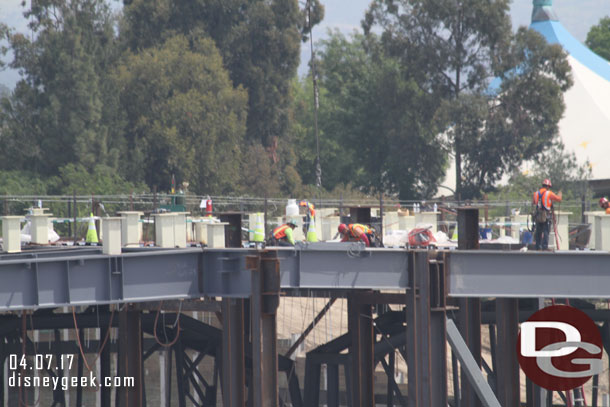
[532,178,562,250]
[599,197,610,214]
[268,221,297,246]
[337,223,375,247]
[299,200,317,241]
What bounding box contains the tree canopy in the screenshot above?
[114,35,248,193]
[0,0,576,202]
[1,0,119,175]
[364,0,572,198]
[120,0,320,148]
[586,16,610,61]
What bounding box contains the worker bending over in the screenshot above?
[338,223,375,247]
[532,178,562,250]
[268,221,297,246]
[600,197,610,214]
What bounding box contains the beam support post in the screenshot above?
[348,292,374,406]
[251,252,280,407]
[221,298,246,407]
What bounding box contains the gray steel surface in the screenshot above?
[447,250,610,298]
[447,318,502,407]
[4,245,610,310]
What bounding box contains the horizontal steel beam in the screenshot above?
[5,245,610,311]
[276,243,409,289]
[0,248,205,310]
[447,250,610,298]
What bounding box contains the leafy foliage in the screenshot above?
[113,35,248,194]
[120,0,311,147]
[490,141,591,207]
[294,32,447,199]
[4,0,120,174]
[364,0,572,199]
[586,16,610,61]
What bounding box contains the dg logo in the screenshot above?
[517,304,603,391]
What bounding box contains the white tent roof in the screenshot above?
[530,9,610,180]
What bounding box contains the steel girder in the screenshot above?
[446,250,610,298]
[4,245,610,311]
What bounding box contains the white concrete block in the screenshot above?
[153,213,176,248]
[510,214,529,240]
[194,219,208,244]
[322,216,340,241]
[30,214,52,244]
[117,211,143,247]
[207,222,228,248]
[414,212,438,233]
[102,217,122,255]
[1,216,22,253]
[384,211,399,232]
[595,214,610,251]
[398,215,415,231]
[173,212,188,248]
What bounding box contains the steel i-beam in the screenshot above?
[221,298,246,407]
[407,251,448,407]
[251,252,280,407]
[457,207,482,407]
[348,292,374,406]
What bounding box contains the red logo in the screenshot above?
[517,305,602,391]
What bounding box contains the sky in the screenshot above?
[1,0,610,87]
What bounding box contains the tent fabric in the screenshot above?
[530,18,610,180]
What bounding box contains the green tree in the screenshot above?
[47,163,147,195]
[0,22,9,70]
[364,0,572,199]
[294,32,446,199]
[120,0,322,148]
[114,35,248,194]
[2,0,120,175]
[586,16,610,61]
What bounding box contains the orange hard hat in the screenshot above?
[542,179,552,187]
[338,224,348,234]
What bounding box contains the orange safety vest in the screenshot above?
[348,223,371,237]
[533,188,558,211]
[273,224,290,239]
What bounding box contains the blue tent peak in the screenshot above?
[532,0,557,22]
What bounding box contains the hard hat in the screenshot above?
[338,223,348,234]
[542,178,552,187]
[287,221,297,227]
[600,197,609,207]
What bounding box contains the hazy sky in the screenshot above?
[1,0,610,87]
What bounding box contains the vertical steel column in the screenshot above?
[221,298,246,407]
[526,299,547,407]
[251,253,280,407]
[327,363,340,407]
[100,306,111,407]
[495,298,520,406]
[118,307,143,407]
[457,207,482,407]
[348,293,374,406]
[407,252,448,407]
[76,328,84,407]
[406,253,419,407]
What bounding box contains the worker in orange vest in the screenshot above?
[268,221,297,246]
[599,197,610,214]
[338,223,375,247]
[532,178,562,250]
